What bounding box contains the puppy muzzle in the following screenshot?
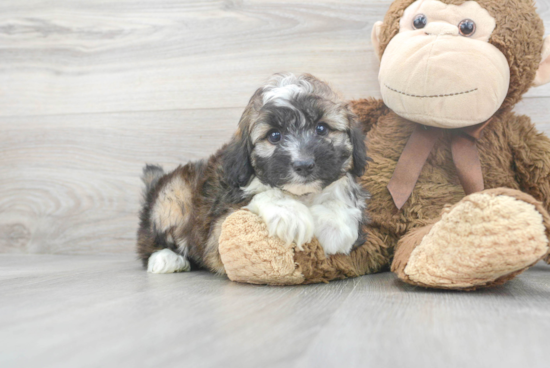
[292,159,315,177]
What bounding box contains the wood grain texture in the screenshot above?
[0,0,385,116]
[0,0,547,117]
[0,109,242,254]
[0,254,549,368]
[0,0,549,254]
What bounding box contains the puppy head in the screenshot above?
[224,73,367,195]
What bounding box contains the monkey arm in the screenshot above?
[509,114,550,212]
[350,98,389,134]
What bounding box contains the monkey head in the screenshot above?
[372,0,550,128]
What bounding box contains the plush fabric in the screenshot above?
[534,36,550,87]
[402,190,548,288]
[377,0,545,111]
[217,0,550,289]
[379,1,510,127]
[218,210,305,285]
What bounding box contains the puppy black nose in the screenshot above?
[292,160,315,176]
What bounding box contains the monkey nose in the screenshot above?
[423,22,459,37]
[292,159,315,177]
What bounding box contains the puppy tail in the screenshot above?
[142,164,165,194]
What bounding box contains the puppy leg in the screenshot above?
[310,202,361,255]
[310,176,366,255]
[246,189,314,249]
[148,248,191,274]
[202,214,232,275]
[137,166,193,273]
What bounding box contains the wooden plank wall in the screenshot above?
[1,0,549,254]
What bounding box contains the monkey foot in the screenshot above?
[392,189,550,290]
[218,210,305,285]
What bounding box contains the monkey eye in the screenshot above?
[315,123,329,136]
[267,129,282,144]
[413,14,427,29]
[458,19,476,37]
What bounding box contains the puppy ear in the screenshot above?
[348,113,368,177]
[222,88,263,187]
[222,131,254,187]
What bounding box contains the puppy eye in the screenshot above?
[413,14,427,29]
[458,19,476,37]
[267,129,282,144]
[315,123,329,136]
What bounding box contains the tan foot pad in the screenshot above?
[404,193,549,289]
[219,210,305,285]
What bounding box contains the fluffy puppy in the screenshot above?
[137,73,369,274]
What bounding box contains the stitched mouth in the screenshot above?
[384,84,478,98]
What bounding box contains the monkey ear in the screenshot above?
[534,36,550,87]
[371,21,384,62]
[348,115,368,178]
[222,131,254,188]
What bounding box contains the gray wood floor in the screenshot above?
[1,254,549,368]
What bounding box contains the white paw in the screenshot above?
[314,223,358,255]
[147,249,191,274]
[311,204,360,255]
[265,205,315,249]
[246,191,314,249]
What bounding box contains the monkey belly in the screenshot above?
[361,111,520,255]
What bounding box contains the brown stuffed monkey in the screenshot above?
[218,0,550,290]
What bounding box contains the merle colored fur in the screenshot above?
[137,73,369,273]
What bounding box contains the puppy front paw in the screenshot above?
[265,205,314,249]
[314,223,358,255]
[311,204,360,255]
[246,192,314,249]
